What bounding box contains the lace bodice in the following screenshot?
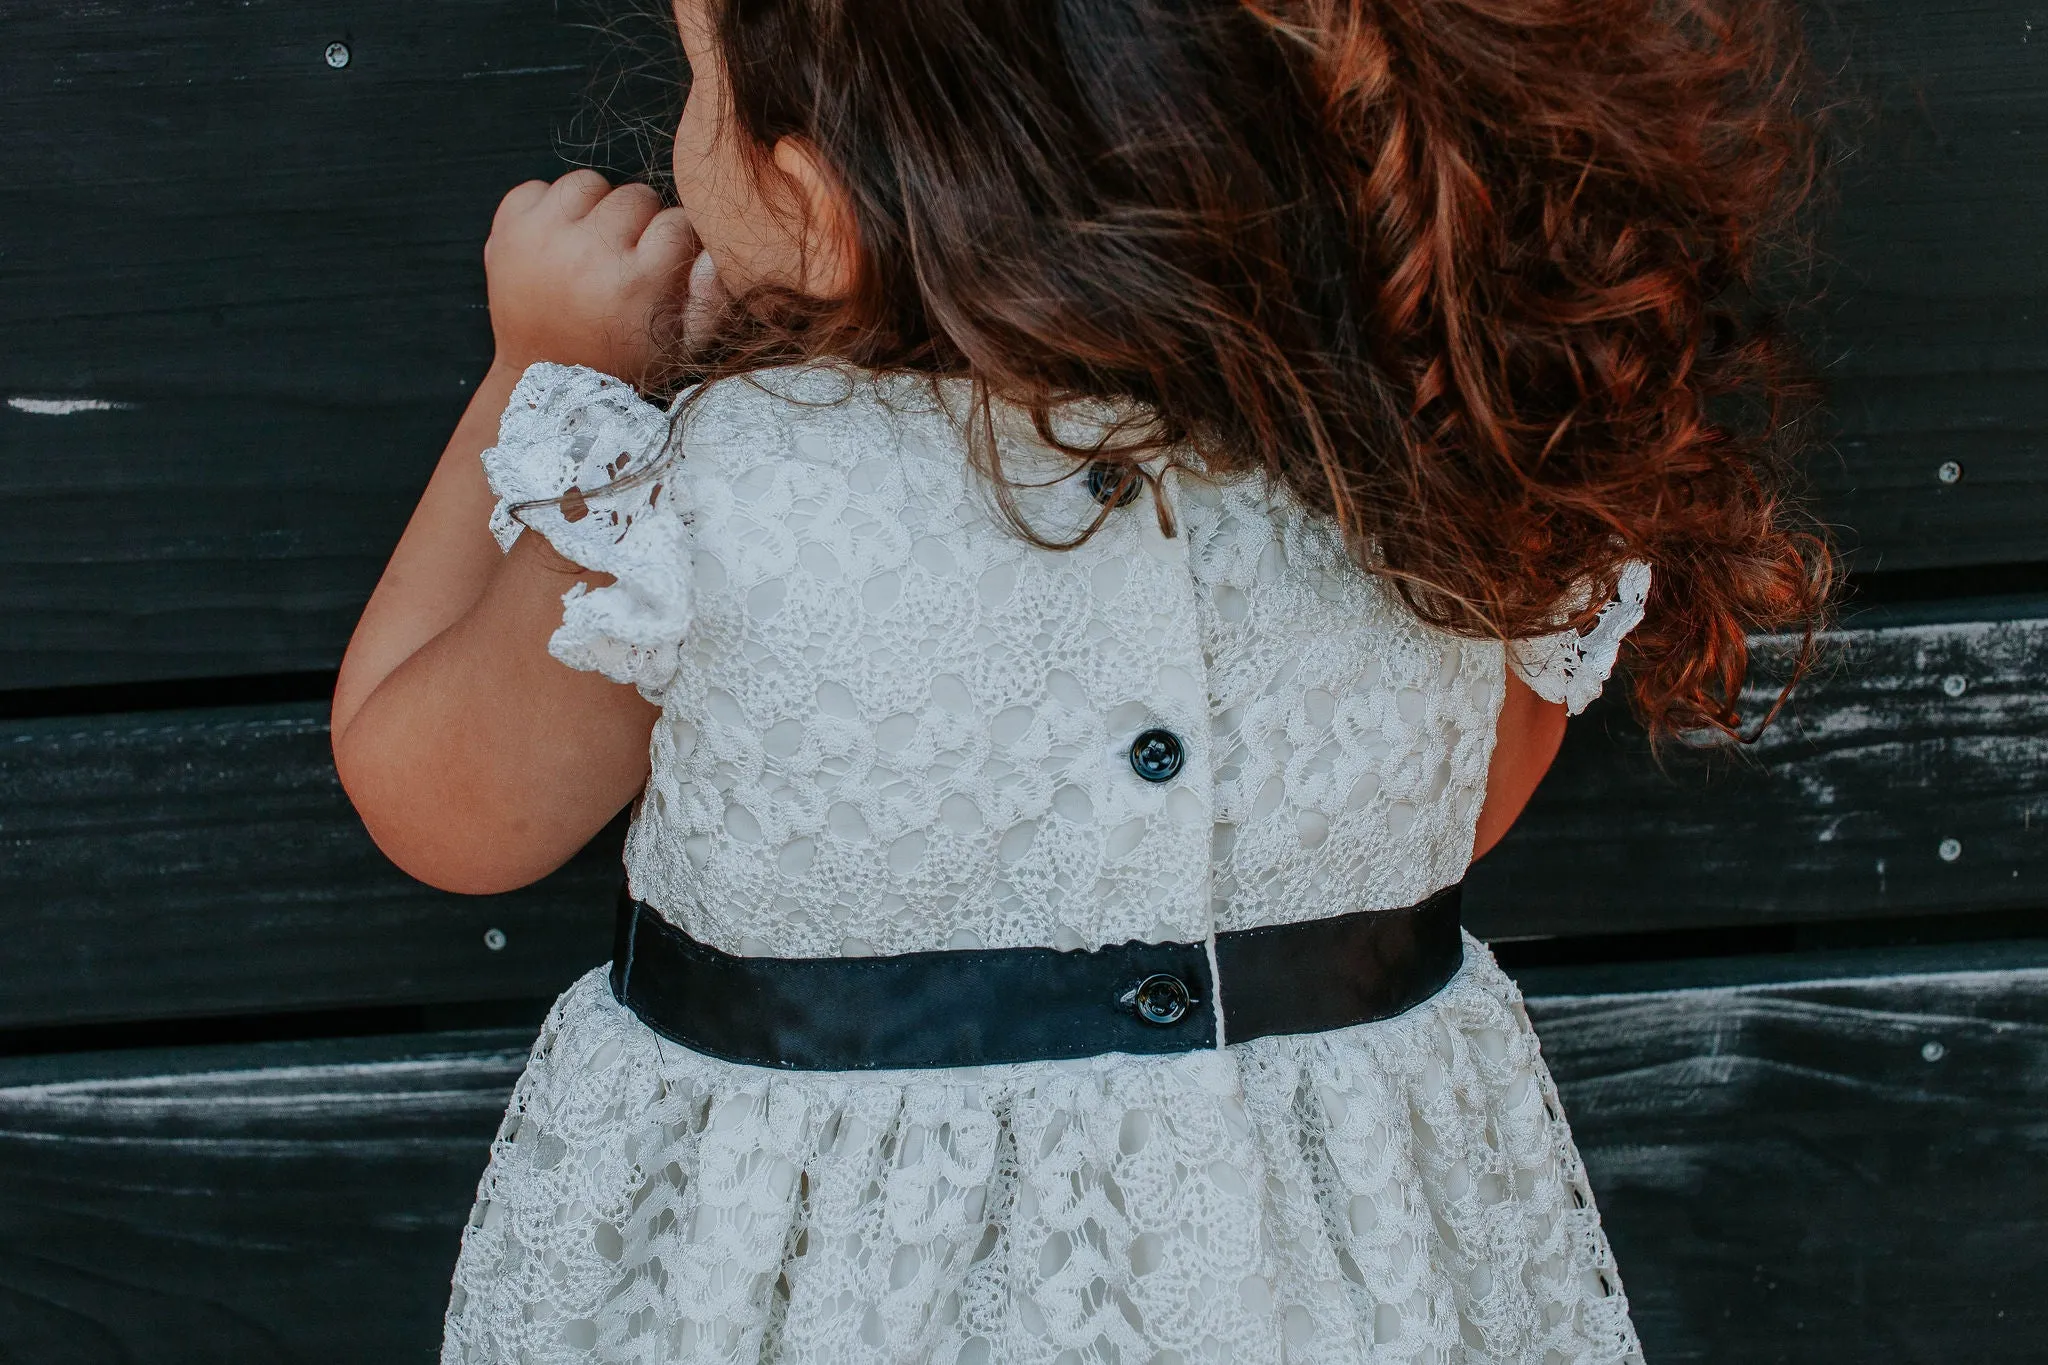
[487,363,1644,959]
[445,363,1650,1365]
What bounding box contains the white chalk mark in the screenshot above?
[460,63,583,79]
[9,396,132,416]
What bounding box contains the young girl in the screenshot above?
[334,0,1828,1360]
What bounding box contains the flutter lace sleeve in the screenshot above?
[481,362,692,703]
[1507,559,1653,715]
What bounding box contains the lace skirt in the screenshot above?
[440,935,1643,1365]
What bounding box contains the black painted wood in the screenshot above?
[1810,0,2048,575]
[0,604,2037,1030]
[0,1029,529,1365]
[0,703,620,1031]
[1,0,2044,691]
[0,0,596,691]
[1527,949,2048,1362]
[1,949,2040,1363]
[1466,599,2048,940]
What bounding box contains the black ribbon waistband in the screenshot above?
[609,884,1464,1071]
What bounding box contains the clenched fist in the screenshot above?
[485,169,715,385]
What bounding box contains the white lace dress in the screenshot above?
[441,363,1653,1365]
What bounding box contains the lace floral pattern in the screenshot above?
[445,950,1638,1365]
[484,364,695,702]
[1179,477,1505,937]
[447,364,1646,1363]
[1507,561,1653,716]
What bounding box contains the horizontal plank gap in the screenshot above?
[1491,904,2048,978]
[0,668,336,721]
[0,995,552,1064]
[1842,562,2048,617]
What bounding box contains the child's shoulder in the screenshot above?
[678,364,966,481]
[490,360,969,522]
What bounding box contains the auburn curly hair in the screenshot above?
[673,0,1837,738]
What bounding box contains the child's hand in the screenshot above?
[485,170,699,384]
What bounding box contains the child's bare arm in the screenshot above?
[1471,672,1568,862]
[331,171,696,894]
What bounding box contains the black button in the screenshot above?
[1128,728,1185,783]
[1085,461,1141,508]
[1131,973,1193,1025]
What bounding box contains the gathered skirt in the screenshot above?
[440,934,1642,1364]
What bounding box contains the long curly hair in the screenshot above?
[675,0,1837,738]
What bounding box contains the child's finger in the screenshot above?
[688,248,721,299]
[635,207,701,273]
[590,183,665,245]
[682,250,725,353]
[548,169,613,219]
[494,179,551,226]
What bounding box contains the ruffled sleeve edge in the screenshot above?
[478,362,693,704]
[1507,560,1653,715]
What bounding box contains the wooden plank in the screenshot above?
[1,398,466,688]
[0,0,592,691]
[1526,949,2048,1361]
[0,948,2041,1362]
[0,703,619,1031]
[0,602,2036,1030]
[0,0,2044,691]
[1466,600,2048,939]
[0,1030,530,1365]
[1810,0,2048,573]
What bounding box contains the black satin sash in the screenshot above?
[610,883,1464,1071]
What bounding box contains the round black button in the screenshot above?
[1085,461,1141,508]
[1132,973,1192,1026]
[1128,728,1185,783]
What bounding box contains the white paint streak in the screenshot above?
[0,1052,530,1105]
[8,396,132,416]
[461,63,583,79]
[1531,964,2048,1009]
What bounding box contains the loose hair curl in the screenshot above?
[680,0,1837,738]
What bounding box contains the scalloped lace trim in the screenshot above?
[480,363,693,702]
[1508,561,1652,715]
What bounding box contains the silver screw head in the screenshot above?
[483,927,508,951]
[1941,674,1968,698]
[1920,1039,1946,1062]
[1936,460,1963,485]
[325,41,351,69]
[1938,837,1963,863]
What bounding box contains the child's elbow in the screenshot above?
[333,736,562,897]
[390,849,551,898]
[356,804,563,896]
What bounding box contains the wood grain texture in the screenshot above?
[0,605,2038,1030]
[0,952,2041,1363]
[1467,600,2048,939]
[1528,957,2048,1362]
[0,1030,530,1365]
[0,0,2043,690]
[0,703,620,1031]
[1809,0,2048,573]
[0,0,594,690]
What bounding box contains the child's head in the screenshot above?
[665,0,1835,737]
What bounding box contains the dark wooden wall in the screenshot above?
[1,1,2042,1360]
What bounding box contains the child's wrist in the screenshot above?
[487,353,539,385]
[489,349,644,386]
